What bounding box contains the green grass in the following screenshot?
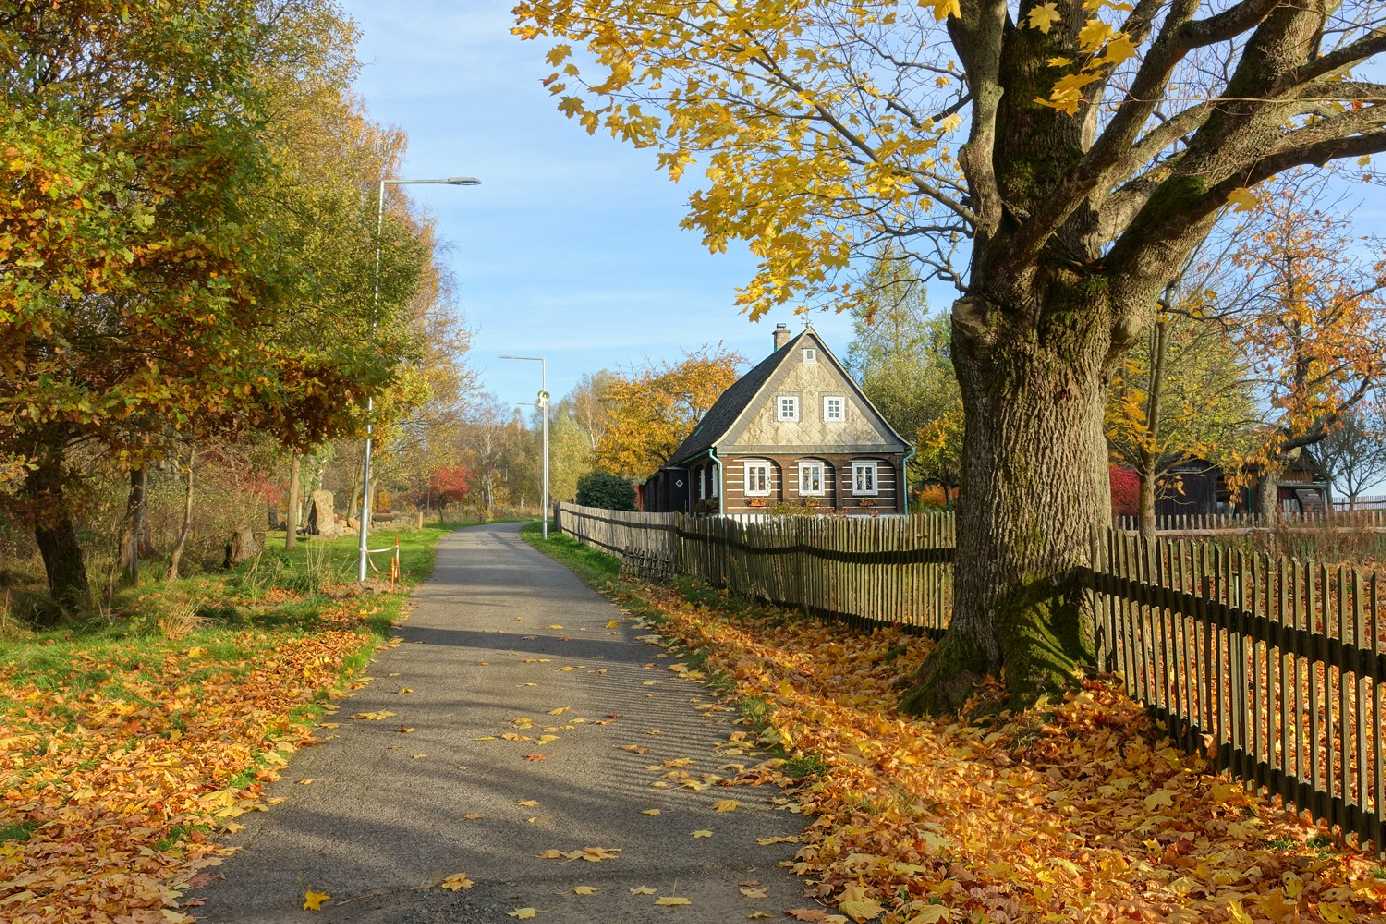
[0,524,455,712]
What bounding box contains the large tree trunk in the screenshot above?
[285,453,302,550]
[902,292,1111,713]
[119,467,148,584]
[165,447,196,581]
[24,449,90,617]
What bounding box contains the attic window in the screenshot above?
[823,396,845,421]
[802,348,817,363]
[777,395,800,422]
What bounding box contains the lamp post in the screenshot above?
[359,175,479,584]
[500,355,549,538]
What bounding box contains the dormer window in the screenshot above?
[802,348,817,363]
[777,395,799,422]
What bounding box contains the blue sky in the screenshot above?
[342,3,868,411]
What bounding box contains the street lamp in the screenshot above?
[500,355,549,538]
[359,175,480,584]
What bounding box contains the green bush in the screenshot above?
[575,472,636,510]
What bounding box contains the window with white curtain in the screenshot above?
[743,460,771,496]
[851,461,878,496]
[798,461,825,496]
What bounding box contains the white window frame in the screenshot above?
[776,395,800,422]
[851,461,879,496]
[743,460,772,497]
[823,395,845,422]
[802,347,817,363]
[696,464,706,500]
[797,460,826,497]
[710,464,719,498]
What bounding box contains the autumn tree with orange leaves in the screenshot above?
[0,1,431,614]
[515,0,1386,711]
[597,348,743,479]
[1217,175,1386,522]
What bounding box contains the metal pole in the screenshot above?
[358,179,385,583]
[542,358,549,539]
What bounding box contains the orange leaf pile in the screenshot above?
[640,584,1386,923]
[0,596,386,923]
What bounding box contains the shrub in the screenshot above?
[575,472,636,510]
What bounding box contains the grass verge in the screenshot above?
[525,524,1386,923]
[0,524,454,923]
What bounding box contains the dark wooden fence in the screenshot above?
[1115,509,1386,534]
[556,502,1386,852]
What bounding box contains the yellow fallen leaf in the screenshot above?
[398,687,414,695]
[303,890,330,911]
[517,799,539,807]
[906,907,951,924]
[692,829,713,838]
[606,619,620,628]
[641,808,661,816]
[1143,789,1173,811]
[440,873,474,891]
[352,710,396,721]
[714,799,739,813]
[548,624,564,629]
[631,886,656,895]
[186,646,206,658]
[840,897,885,922]
[573,886,597,895]
[548,706,571,716]
[508,909,537,920]
[656,897,692,906]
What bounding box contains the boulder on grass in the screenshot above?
[307,490,337,537]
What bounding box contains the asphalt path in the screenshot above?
[191,522,805,922]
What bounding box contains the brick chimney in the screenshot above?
[772,322,791,352]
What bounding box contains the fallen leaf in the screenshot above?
[641,808,661,816]
[573,886,597,895]
[631,886,656,895]
[352,710,396,720]
[656,896,692,906]
[440,873,474,891]
[691,829,713,839]
[714,799,739,813]
[524,753,546,762]
[508,909,537,920]
[303,890,330,911]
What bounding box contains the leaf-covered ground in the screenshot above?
[630,580,1386,923]
[0,527,447,924]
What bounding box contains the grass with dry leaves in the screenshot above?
[0,526,448,924]
[528,526,1386,924]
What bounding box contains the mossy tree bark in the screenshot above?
[902,282,1112,714]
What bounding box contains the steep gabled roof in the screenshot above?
[666,327,908,466]
[665,333,799,466]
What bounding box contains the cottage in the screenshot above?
[641,324,911,515]
[1151,456,1331,517]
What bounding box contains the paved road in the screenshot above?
[192,523,805,922]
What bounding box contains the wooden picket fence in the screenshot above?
[1115,508,1386,534]
[556,501,1386,851]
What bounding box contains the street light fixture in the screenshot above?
[500,355,550,538]
[358,175,480,584]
